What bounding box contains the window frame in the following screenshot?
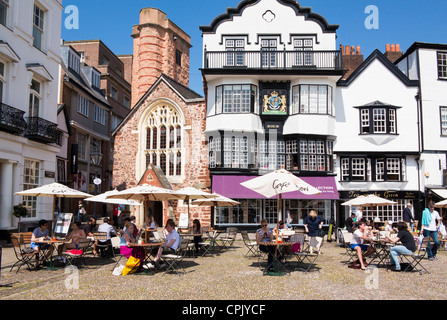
[357,106,398,135]
[291,84,334,116]
[340,156,406,182]
[214,84,257,115]
[437,51,447,80]
[32,3,45,50]
[440,106,447,136]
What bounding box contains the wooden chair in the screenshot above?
[94,232,114,258]
[10,233,37,273]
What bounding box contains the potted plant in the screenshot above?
[13,203,28,232]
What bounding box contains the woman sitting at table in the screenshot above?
[256,219,276,272]
[57,221,86,256]
[192,219,203,254]
[120,223,145,262]
[30,219,54,269]
[386,222,416,272]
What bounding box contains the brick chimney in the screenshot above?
[384,43,403,63]
[341,44,364,79]
[131,8,192,107]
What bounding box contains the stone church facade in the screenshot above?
[112,8,210,228]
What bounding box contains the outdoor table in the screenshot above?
[128,241,162,271]
[34,239,68,269]
[205,230,224,252]
[367,238,394,267]
[261,241,296,275]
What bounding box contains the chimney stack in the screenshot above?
[384,43,403,63]
[341,44,364,79]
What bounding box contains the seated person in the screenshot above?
[145,219,180,269]
[57,221,86,256]
[30,219,54,268]
[97,217,117,257]
[386,222,416,272]
[256,219,276,271]
[345,213,356,233]
[350,221,375,270]
[120,222,145,262]
[192,219,203,254]
[273,220,286,236]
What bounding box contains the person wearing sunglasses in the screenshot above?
[256,219,275,272]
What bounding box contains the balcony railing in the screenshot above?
[204,50,342,71]
[25,117,58,144]
[0,102,27,134]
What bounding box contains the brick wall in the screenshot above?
[112,80,211,227]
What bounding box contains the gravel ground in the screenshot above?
[0,240,446,301]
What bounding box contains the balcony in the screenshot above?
[0,102,27,135]
[25,117,58,144]
[203,50,343,74]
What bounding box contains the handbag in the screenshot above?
[122,256,141,275]
[292,242,301,253]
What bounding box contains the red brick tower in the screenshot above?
[131,8,191,107]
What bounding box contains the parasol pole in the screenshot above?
[51,195,56,238]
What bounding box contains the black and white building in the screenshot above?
[200,0,447,229]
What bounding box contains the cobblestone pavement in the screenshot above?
[0,240,446,300]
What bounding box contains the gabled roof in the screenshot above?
[394,42,447,65]
[337,49,419,87]
[112,73,204,136]
[199,0,338,34]
[353,100,402,109]
[61,59,110,107]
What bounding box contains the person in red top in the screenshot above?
[113,204,121,227]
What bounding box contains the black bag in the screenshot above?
[318,228,326,238]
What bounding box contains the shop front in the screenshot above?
[211,175,339,229]
[337,190,424,228]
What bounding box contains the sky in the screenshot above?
[61,0,447,96]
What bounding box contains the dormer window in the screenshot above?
[68,49,80,74]
[355,101,399,135]
[92,70,100,89]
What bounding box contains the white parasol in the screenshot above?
[341,194,398,207]
[175,187,216,227]
[240,169,320,222]
[191,193,241,207]
[435,199,447,208]
[84,189,143,206]
[15,182,92,235]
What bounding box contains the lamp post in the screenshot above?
[90,151,103,219]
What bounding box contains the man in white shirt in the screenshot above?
[97,217,116,257]
[350,221,375,270]
[146,219,180,269]
[355,206,363,221]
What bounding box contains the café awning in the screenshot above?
[212,175,339,200]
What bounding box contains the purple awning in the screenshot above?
[212,175,339,200]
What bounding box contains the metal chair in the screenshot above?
[400,236,430,274]
[94,232,114,258]
[291,234,319,273]
[219,227,238,249]
[161,237,189,275]
[241,231,259,257]
[61,238,92,268]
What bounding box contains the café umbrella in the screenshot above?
[175,187,216,227]
[14,182,92,236]
[435,199,447,208]
[240,169,321,230]
[84,189,143,206]
[341,194,398,207]
[191,193,241,207]
[106,184,188,241]
[341,194,398,223]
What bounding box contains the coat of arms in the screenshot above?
[263,90,287,114]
